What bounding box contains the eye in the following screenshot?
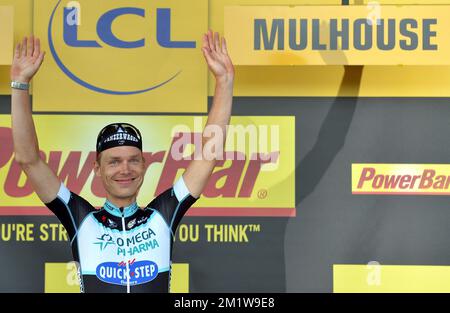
[109,160,119,166]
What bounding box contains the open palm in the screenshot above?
[202,30,234,83]
[11,36,45,83]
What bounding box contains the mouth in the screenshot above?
[114,178,136,186]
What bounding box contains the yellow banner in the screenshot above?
[0,115,295,216]
[225,5,450,65]
[334,264,450,293]
[0,6,13,65]
[45,262,189,293]
[352,163,450,195]
[2,1,450,97]
[33,0,207,112]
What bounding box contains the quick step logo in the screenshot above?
[96,260,158,286]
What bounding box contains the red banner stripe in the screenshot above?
[0,207,296,217]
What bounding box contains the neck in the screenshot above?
[106,194,137,209]
[104,198,139,218]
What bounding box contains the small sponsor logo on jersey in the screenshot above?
[127,218,136,229]
[137,216,148,223]
[107,218,118,228]
[94,234,116,251]
[96,260,159,286]
[137,216,149,226]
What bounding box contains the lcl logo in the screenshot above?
[48,1,197,95]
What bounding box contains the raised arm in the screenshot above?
[182,30,234,198]
[11,36,60,203]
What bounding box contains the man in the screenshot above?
[10,30,234,293]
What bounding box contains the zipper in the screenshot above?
[120,207,131,293]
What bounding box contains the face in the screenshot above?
[94,146,146,201]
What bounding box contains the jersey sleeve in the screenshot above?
[147,176,198,233]
[44,182,96,240]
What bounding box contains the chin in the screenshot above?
[115,190,138,198]
[105,186,135,198]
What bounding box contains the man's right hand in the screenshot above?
[10,35,60,204]
[10,36,45,83]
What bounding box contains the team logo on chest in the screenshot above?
[94,234,116,251]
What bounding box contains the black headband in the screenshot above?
[96,123,142,153]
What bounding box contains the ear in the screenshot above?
[141,153,147,172]
[94,159,101,177]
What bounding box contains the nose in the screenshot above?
[119,160,131,174]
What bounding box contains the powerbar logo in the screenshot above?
[352,164,450,195]
[0,127,277,199]
[0,115,295,217]
[96,260,158,286]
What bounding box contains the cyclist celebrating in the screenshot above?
[10,30,234,293]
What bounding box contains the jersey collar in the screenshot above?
[103,200,139,218]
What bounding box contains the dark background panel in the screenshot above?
[2,95,450,292]
[0,216,72,292]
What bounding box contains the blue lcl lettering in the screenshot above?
[63,7,196,49]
